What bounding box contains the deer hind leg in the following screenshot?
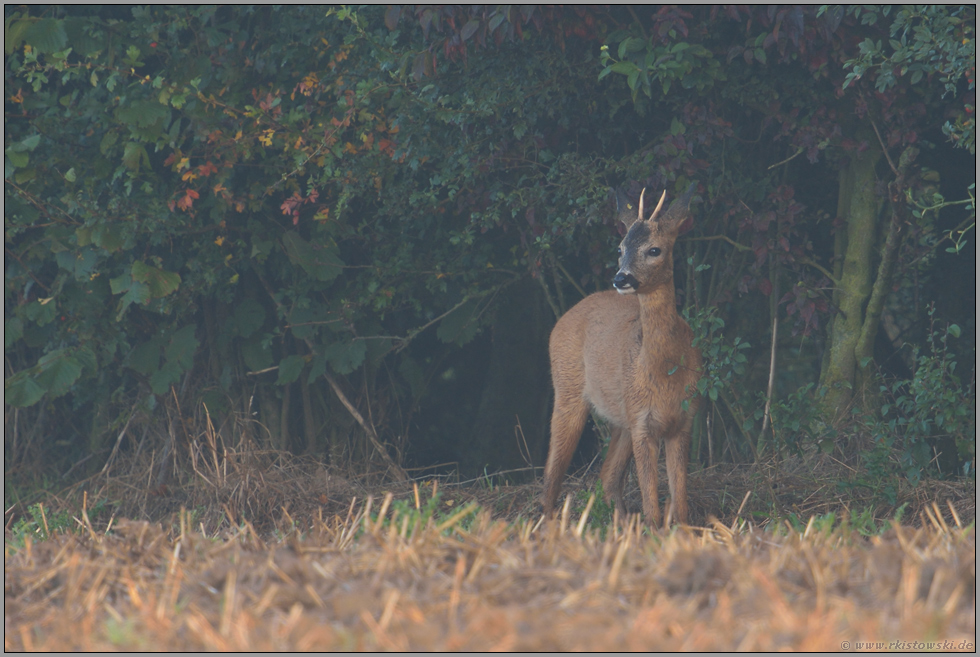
[541,394,590,515]
[663,430,691,525]
[631,420,662,526]
[599,425,632,512]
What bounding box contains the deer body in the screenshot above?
[542,186,701,526]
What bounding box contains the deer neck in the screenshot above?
[636,282,678,346]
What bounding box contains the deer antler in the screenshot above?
[638,188,668,222]
[650,190,666,220]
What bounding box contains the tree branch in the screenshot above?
[553,256,588,301]
[324,370,407,480]
[253,267,408,480]
[767,146,804,170]
[869,118,900,176]
[795,256,840,286]
[683,234,751,251]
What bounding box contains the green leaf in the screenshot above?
[109,273,131,295]
[460,19,480,41]
[116,101,169,128]
[276,355,306,385]
[436,299,481,346]
[75,226,92,246]
[9,134,41,153]
[232,298,266,338]
[308,350,327,383]
[6,148,29,168]
[75,345,98,374]
[149,360,182,395]
[100,131,119,155]
[35,349,83,398]
[56,247,99,280]
[165,325,198,370]
[242,334,274,372]
[23,18,67,54]
[131,261,181,298]
[627,69,640,91]
[488,13,506,33]
[93,224,125,252]
[5,317,24,348]
[282,231,344,282]
[609,61,640,76]
[288,305,317,340]
[4,18,32,55]
[948,324,961,338]
[127,336,164,375]
[123,44,143,67]
[618,37,645,59]
[122,142,149,171]
[25,299,56,326]
[324,339,366,375]
[117,280,150,319]
[4,373,45,407]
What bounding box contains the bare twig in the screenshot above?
[869,118,900,176]
[324,371,407,481]
[553,257,588,300]
[683,234,751,251]
[795,256,840,285]
[101,411,136,476]
[767,146,804,170]
[758,312,778,455]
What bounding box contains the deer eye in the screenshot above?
[647,247,661,257]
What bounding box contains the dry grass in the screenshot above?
[26,436,974,537]
[5,433,976,651]
[5,490,976,652]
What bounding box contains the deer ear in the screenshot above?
[615,188,639,229]
[661,183,697,231]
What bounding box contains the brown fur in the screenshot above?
[541,186,702,526]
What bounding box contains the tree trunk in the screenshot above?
[463,278,553,480]
[820,126,883,418]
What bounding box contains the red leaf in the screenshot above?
[384,6,401,31]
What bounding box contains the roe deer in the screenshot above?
[541,184,701,526]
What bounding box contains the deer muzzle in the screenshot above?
[613,271,639,294]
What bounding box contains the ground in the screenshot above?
[4,449,976,651]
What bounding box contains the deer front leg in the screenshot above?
[663,430,690,525]
[630,418,661,526]
[599,425,632,512]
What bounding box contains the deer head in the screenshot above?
[612,184,696,294]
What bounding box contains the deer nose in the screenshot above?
[613,272,638,290]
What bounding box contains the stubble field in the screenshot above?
[4,487,975,652]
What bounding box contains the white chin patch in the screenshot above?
[616,287,636,295]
